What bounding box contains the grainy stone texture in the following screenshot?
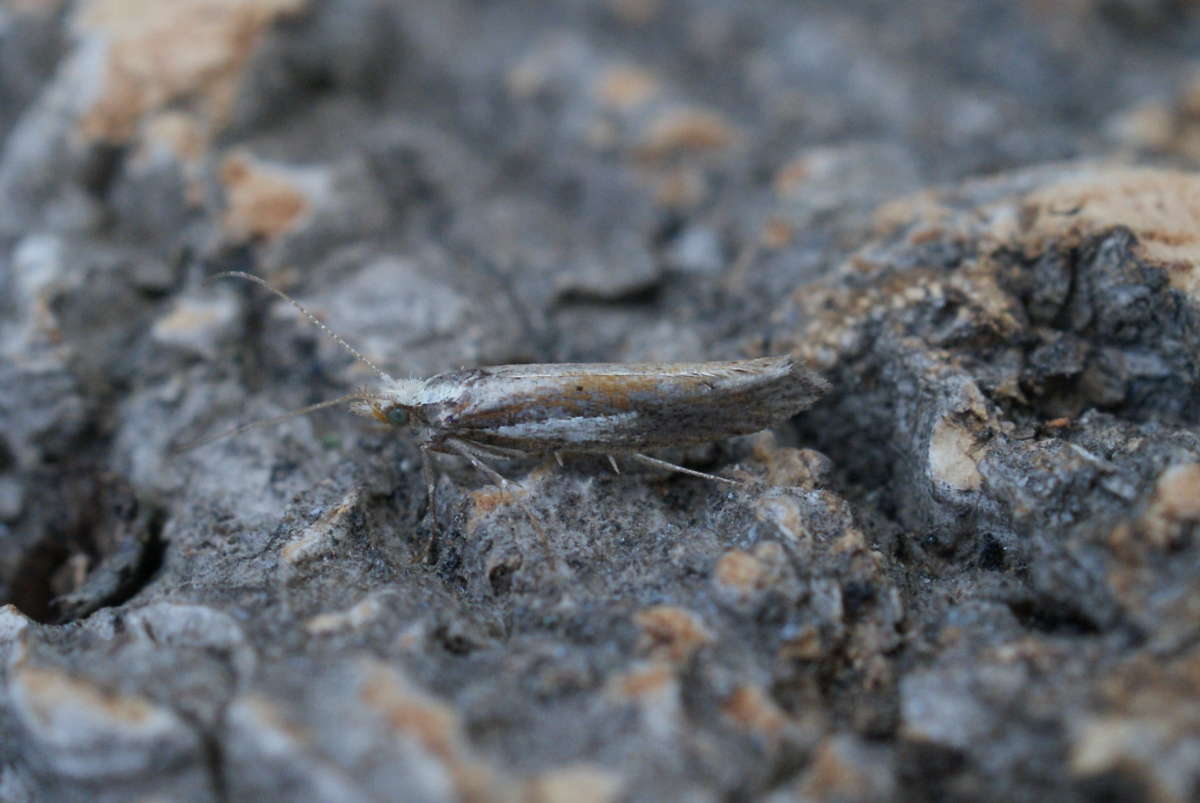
[2,1,1200,801]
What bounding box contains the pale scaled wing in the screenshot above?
[419,357,828,452]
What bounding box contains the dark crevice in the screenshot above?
[554,280,664,307]
[4,474,166,624]
[1006,597,1102,636]
[199,722,230,803]
[176,710,230,803]
[77,142,128,200]
[51,516,165,624]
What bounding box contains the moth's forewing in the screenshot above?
[418,357,828,453]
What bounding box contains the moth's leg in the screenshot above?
[420,446,438,515]
[446,438,515,488]
[460,441,549,472]
[446,438,552,552]
[418,445,439,563]
[631,452,743,486]
[457,441,527,460]
[607,455,621,475]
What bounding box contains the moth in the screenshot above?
[196,272,830,524]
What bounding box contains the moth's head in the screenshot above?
[359,400,417,429]
[350,378,425,429]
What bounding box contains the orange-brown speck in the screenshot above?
[594,65,660,111]
[721,685,789,738]
[611,662,675,699]
[220,151,311,241]
[635,108,737,160]
[634,605,713,663]
[359,669,457,762]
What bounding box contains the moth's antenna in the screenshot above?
[209,271,396,384]
[172,392,369,454]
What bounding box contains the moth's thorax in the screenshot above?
[379,377,428,406]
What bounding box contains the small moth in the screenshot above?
[198,272,830,523]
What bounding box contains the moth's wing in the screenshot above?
[425,356,826,439]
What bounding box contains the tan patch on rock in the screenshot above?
[872,188,960,243]
[633,605,713,663]
[778,624,824,661]
[713,542,784,605]
[1017,168,1200,294]
[357,660,499,802]
[721,685,789,740]
[465,463,551,530]
[1109,463,1200,560]
[796,734,895,800]
[228,694,311,746]
[877,166,1200,301]
[594,65,660,111]
[714,550,767,598]
[15,666,162,728]
[1070,648,1200,802]
[754,495,813,558]
[360,668,457,761]
[220,150,315,241]
[753,432,833,487]
[609,660,675,700]
[10,664,196,771]
[634,108,737,160]
[139,111,207,166]
[1112,101,1184,154]
[761,216,796,249]
[1150,463,1200,522]
[1131,463,1200,552]
[650,165,707,208]
[75,0,306,143]
[833,527,868,555]
[468,483,531,517]
[773,155,811,199]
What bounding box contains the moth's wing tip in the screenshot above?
[785,358,833,407]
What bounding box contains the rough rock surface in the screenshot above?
[2,1,1200,801]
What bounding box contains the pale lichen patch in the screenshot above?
[928,416,984,493]
[524,764,624,803]
[305,596,383,636]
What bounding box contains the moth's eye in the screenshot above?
[386,407,409,426]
